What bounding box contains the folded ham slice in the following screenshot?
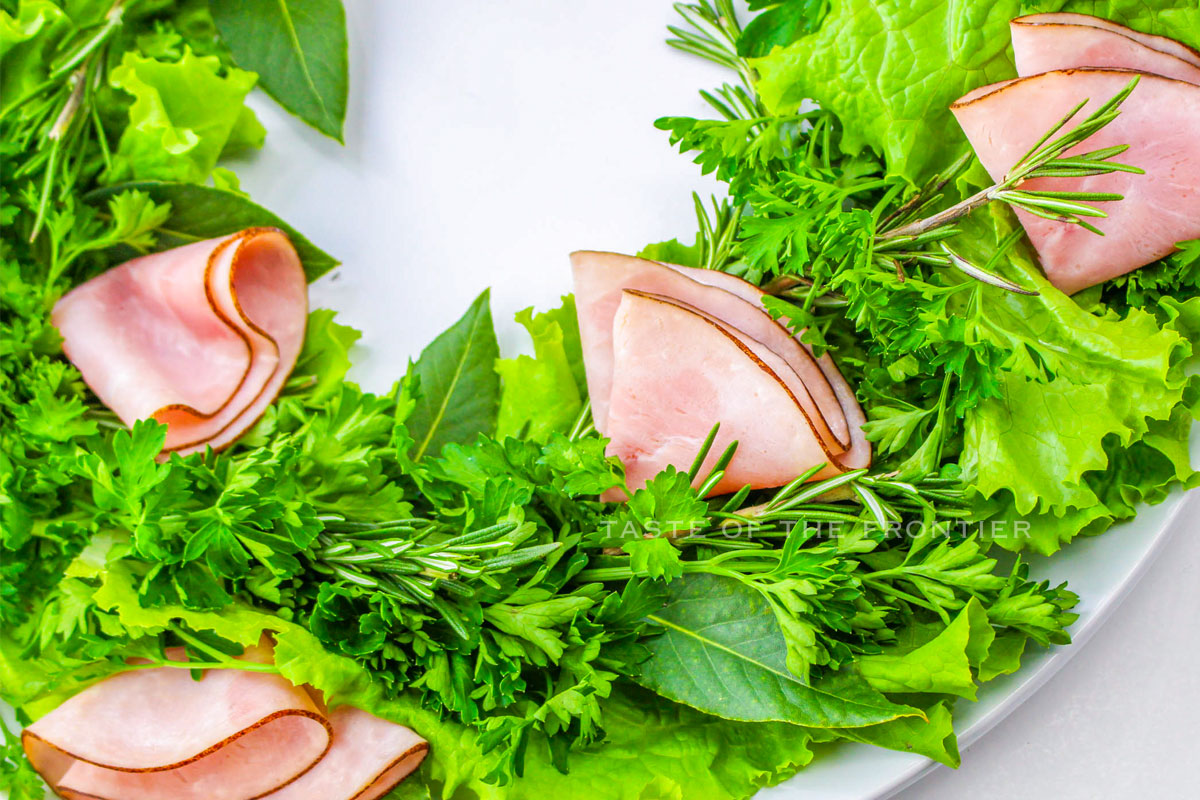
[1011,13,1200,85]
[572,250,869,497]
[23,657,332,800]
[662,259,871,470]
[52,228,307,456]
[951,69,1200,294]
[607,291,843,496]
[23,649,429,800]
[262,706,428,800]
[572,250,848,449]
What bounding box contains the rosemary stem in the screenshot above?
[876,184,994,241]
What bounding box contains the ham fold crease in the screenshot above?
[52,228,308,456]
[951,15,1200,294]
[22,650,428,800]
[572,251,869,497]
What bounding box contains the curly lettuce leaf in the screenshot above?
[0,0,70,109]
[948,209,1200,554]
[751,0,1020,183]
[496,298,585,442]
[107,48,263,183]
[750,0,1200,184]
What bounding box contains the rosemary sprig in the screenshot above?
[310,518,562,640]
[4,0,130,242]
[667,5,1143,297]
[879,77,1143,243]
[668,0,768,124]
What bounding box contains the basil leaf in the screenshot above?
[86,181,339,281]
[210,0,349,141]
[406,290,501,461]
[637,573,921,728]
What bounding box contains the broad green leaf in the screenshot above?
[637,573,921,728]
[738,0,830,58]
[291,309,361,400]
[858,598,989,700]
[405,290,501,461]
[86,181,339,281]
[210,0,349,141]
[834,700,960,767]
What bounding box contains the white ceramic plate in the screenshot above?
[5,2,1194,798]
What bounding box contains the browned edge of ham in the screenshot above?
[571,251,870,479]
[1012,12,1200,70]
[21,646,429,800]
[950,67,1200,294]
[571,250,849,450]
[51,227,308,457]
[22,660,333,800]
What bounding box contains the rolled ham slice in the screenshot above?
[1011,13,1200,85]
[572,250,870,496]
[951,69,1200,294]
[262,706,428,800]
[52,228,307,456]
[662,259,871,470]
[572,250,848,449]
[606,291,843,497]
[23,657,332,800]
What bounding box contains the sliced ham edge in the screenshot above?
[1011,13,1200,86]
[51,227,308,457]
[665,259,871,470]
[950,68,1200,294]
[604,290,845,499]
[22,659,333,800]
[1011,13,1200,71]
[570,250,849,450]
[260,706,429,800]
[22,650,430,800]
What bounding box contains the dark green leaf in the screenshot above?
[405,290,501,461]
[210,0,349,141]
[739,1,830,58]
[637,573,920,728]
[85,181,339,281]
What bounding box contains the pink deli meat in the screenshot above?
[572,250,870,497]
[262,706,429,800]
[1011,13,1200,85]
[951,69,1200,294]
[23,656,332,800]
[606,290,848,497]
[52,228,308,455]
[572,250,848,448]
[23,650,429,800]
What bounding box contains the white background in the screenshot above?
[234,1,1198,798]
